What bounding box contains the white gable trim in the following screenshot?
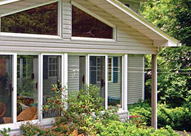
[106,0,181,47]
[0,0,58,17]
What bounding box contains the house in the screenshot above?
[0,0,180,134]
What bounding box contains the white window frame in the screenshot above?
[0,52,69,130]
[0,0,62,38]
[87,54,108,110]
[0,53,17,127]
[48,56,58,78]
[71,1,117,42]
[0,52,129,131]
[96,57,101,82]
[40,53,64,120]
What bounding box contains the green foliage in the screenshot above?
[21,84,119,135]
[141,0,191,46]
[141,0,191,107]
[129,101,191,131]
[0,128,11,136]
[20,83,180,135]
[95,120,179,136]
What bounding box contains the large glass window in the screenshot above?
[1,2,58,35]
[90,56,105,107]
[72,6,113,39]
[17,55,38,121]
[0,55,13,124]
[108,56,122,108]
[43,55,61,118]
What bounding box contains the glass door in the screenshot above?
[42,55,62,118]
[0,55,13,124]
[89,56,106,107]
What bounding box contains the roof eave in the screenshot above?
[107,0,181,47]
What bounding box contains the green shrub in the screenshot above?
[129,101,191,131]
[19,83,181,136]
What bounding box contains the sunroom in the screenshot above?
[0,0,180,133]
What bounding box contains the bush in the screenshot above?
[129,101,191,131]
[19,83,181,136]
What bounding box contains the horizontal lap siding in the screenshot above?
[68,55,80,93]
[0,0,157,54]
[128,55,144,104]
[63,1,72,39]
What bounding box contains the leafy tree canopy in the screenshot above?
[141,0,191,107]
[141,0,191,46]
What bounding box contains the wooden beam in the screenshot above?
[151,54,157,129]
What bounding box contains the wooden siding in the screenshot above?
[128,54,144,104]
[63,1,72,39]
[0,0,158,54]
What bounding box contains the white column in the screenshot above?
[86,55,90,86]
[123,54,128,111]
[12,53,17,123]
[105,55,108,110]
[62,53,68,90]
[151,54,157,129]
[38,54,43,121]
[62,53,68,109]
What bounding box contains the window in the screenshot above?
[17,55,38,121]
[72,6,113,39]
[43,55,61,118]
[108,58,113,82]
[1,2,58,35]
[96,57,102,82]
[108,56,122,107]
[48,57,58,77]
[0,55,13,124]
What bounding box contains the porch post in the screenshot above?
[151,54,157,129]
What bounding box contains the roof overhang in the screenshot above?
[88,0,181,47]
[0,0,181,47]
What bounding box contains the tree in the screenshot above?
[141,0,191,107]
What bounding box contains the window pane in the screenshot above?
[1,2,58,35]
[72,6,113,39]
[108,56,122,108]
[43,55,61,118]
[0,55,13,124]
[17,55,38,122]
[90,56,105,107]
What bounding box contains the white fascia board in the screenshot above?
[154,40,181,47]
[0,0,20,5]
[107,0,181,47]
[0,0,58,17]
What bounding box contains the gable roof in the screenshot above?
[0,0,181,47]
[88,0,181,47]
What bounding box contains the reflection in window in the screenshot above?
[90,56,105,107]
[0,55,12,124]
[1,2,58,35]
[17,55,38,122]
[43,55,61,118]
[48,57,58,77]
[108,58,113,82]
[72,6,113,39]
[108,56,122,108]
